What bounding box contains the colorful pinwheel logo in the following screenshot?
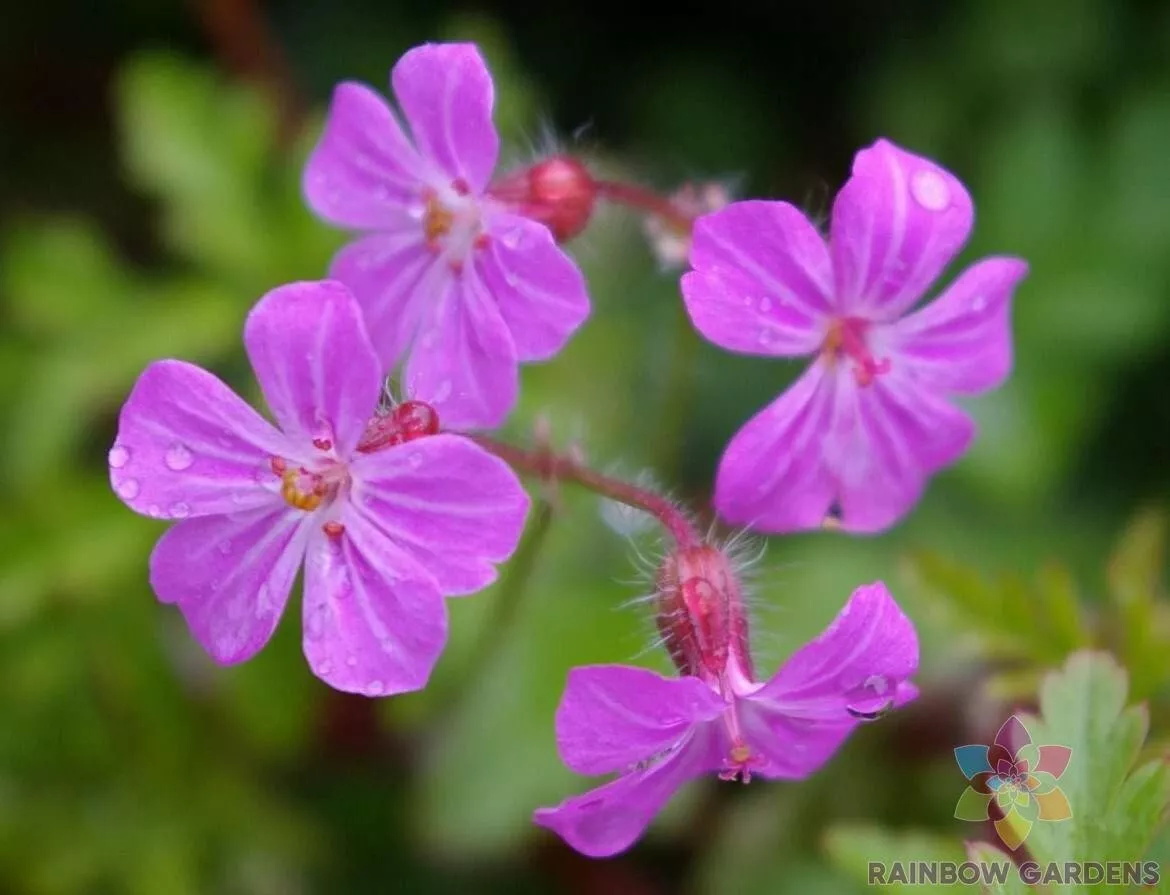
[953,715,1073,850]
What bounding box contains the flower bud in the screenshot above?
[356,400,440,454]
[643,181,731,269]
[655,543,753,682]
[489,155,598,242]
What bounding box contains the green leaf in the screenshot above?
[824,824,967,893]
[1016,651,1170,892]
[1105,509,1170,701]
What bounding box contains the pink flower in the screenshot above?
[533,581,918,857]
[681,139,1028,533]
[303,42,591,429]
[108,280,530,696]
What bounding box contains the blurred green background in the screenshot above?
[3,0,1170,892]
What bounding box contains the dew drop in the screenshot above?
[108,445,130,469]
[501,228,523,250]
[317,661,333,676]
[346,655,358,668]
[408,451,423,469]
[164,443,194,471]
[115,478,140,500]
[864,674,890,696]
[759,297,772,313]
[169,501,191,519]
[971,295,987,313]
[757,329,774,347]
[218,540,232,555]
[366,679,385,696]
[256,583,270,614]
[742,296,753,307]
[910,169,950,212]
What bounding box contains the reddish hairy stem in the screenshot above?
[594,180,695,233]
[471,434,700,548]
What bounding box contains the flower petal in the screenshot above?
[713,363,838,532]
[751,582,919,722]
[890,257,1028,394]
[302,81,426,229]
[552,665,725,776]
[533,730,714,858]
[350,433,530,595]
[328,231,439,370]
[403,270,518,429]
[682,201,832,356]
[831,372,974,533]
[244,280,382,457]
[391,43,499,193]
[477,213,590,361]
[111,359,294,519]
[830,139,973,320]
[302,511,448,696]
[149,506,310,663]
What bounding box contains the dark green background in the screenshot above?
[3,1,1169,891]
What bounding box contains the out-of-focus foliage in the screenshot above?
[2,0,1170,891]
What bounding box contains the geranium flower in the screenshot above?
[108,280,529,695]
[681,139,1028,533]
[304,42,590,429]
[534,580,918,857]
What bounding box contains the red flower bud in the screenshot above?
[655,543,753,682]
[489,155,598,242]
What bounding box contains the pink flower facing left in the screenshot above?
[533,544,918,858]
[303,42,591,429]
[108,280,529,696]
[681,139,1029,533]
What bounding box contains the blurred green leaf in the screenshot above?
[1017,651,1170,887]
[964,842,1029,894]
[824,825,966,893]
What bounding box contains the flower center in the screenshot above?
[419,179,490,271]
[821,316,891,387]
[271,457,349,512]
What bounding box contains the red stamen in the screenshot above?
[323,521,345,538]
[823,317,891,387]
[312,437,333,451]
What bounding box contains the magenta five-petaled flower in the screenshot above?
[108,280,529,696]
[303,42,591,430]
[682,138,1029,533]
[534,566,919,858]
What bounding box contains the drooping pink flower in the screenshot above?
[108,280,530,696]
[303,42,591,429]
[533,579,918,858]
[681,139,1029,533]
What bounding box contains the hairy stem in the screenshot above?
[472,434,700,548]
[594,179,695,233]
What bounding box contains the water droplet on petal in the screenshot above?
[256,583,270,615]
[408,452,423,469]
[501,228,522,250]
[164,443,194,471]
[317,661,333,676]
[757,329,774,347]
[169,502,191,518]
[115,478,140,500]
[108,445,130,469]
[218,540,232,555]
[346,655,358,668]
[759,297,772,312]
[147,504,162,518]
[910,169,950,211]
[864,674,890,696]
[306,607,326,639]
[972,295,987,313]
[432,380,453,403]
[366,679,385,696]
